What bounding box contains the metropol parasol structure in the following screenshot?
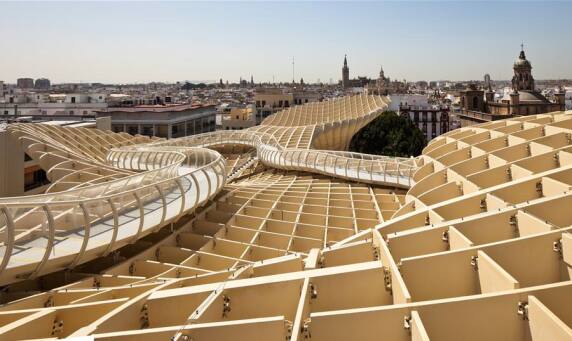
[0,94,571,340]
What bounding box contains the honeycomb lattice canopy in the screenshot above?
[0,101,571,340]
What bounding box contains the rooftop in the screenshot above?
[501,90,550,103]
[102,103,214,113]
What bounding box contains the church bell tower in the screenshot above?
[342,55,350,88]
[512,45,535,92]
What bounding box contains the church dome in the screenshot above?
[514,58,531,68]
[518,90,548,102]
[514,50,531,68]
[501,90,548,103]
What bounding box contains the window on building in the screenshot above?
[71,97,76,104]
[256,101,261,107]
[24,168,49,192]
[142,126,154,136]
[69,111,74,115]
[472,97,478,110]
[278,100,283,107]
[284,100,289,107]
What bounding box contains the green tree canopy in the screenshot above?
[349,111,427,157]
[181,82,208,90]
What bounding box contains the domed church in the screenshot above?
[459,47,566,127]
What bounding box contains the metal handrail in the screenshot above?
[0,125,227,285]
[156,129,418,188]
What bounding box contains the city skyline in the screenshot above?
[1,1,572,84]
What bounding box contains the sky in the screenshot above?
[1,1,571,84]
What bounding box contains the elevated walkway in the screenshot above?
[0,94,419,286]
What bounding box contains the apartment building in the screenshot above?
[399,103,450,140]
[16,78,34,89]
[254,88,293,124]
[254,87,320,124]
[221,105,256,130]
[1,93,107,116]
[34,78,51,90]
[97,103,216,138]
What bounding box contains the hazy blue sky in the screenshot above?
[1,1,571,84]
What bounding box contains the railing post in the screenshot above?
[408,166,413,187]
[131,192,145,242]
[174,178,186,219]
[69,202,92,268]
[154,184,168,230]
[333,156,339,176]
[370,160,374,182]
[296,150,304,169]
[0,207,15,274]
[28,205,56,279]
[189,172,201,210]
[103,198,120,256]
[201,168,213,201]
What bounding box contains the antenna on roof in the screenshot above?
[292,57,295,84]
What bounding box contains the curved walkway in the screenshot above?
[149,130,419,188]
[0,141,226,285]
[0,96,419,286]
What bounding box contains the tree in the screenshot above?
[181,82,208,91]
[349,111,426,157]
